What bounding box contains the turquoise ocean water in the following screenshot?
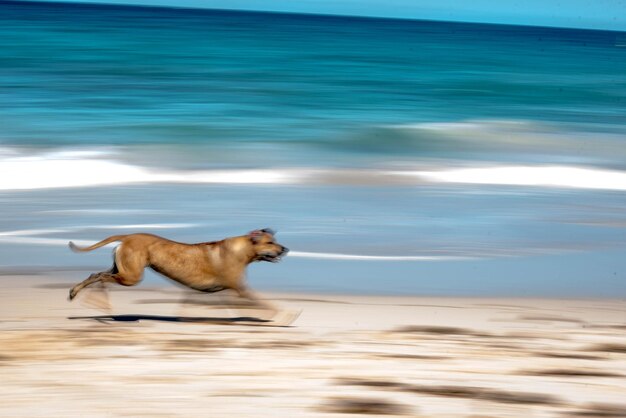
[1,1,625,296]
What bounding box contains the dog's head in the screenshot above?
[248,228,289,263]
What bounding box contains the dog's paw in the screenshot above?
[270,309,302,327]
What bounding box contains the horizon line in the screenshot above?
[5,0,626,34]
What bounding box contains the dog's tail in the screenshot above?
[69,235,127,253]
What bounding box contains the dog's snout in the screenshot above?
[281,246,289,255]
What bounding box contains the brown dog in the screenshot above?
[68,228,288,310]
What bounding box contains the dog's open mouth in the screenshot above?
[258,251,287,263]
[260,254,282,263]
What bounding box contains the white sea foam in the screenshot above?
[0,224,195,239]
[411,165,626,191]
[0,236,96,247]
[169,169,301,185]
[288,251,473,261]
[0,148,301,190]
[2,146,626,191]
[0,228,71,237]
[0,156,149,190]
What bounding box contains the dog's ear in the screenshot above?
[248,228,276,243]
[248,229,264,244]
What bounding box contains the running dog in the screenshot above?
[68,228,288,310]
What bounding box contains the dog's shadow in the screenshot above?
[68,314,274,325]
[68,293,299,326]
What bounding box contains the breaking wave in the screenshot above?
[0,147,301,190]
[334,119,626,167]
[1,149,626,191]
[2,119,626,193]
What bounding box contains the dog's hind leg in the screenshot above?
[69,268,146,300]
[69,244,146,301]
[69,270,120,300]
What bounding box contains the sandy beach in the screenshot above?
[0,275,624,418]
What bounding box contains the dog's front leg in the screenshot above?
[234,286,277,312]
[234,286,301,326]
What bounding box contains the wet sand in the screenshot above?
[0,276,625,417]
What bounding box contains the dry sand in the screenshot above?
[0,275,625,417]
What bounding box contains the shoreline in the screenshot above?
[3,271,625,301]
[0,272,626,302]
